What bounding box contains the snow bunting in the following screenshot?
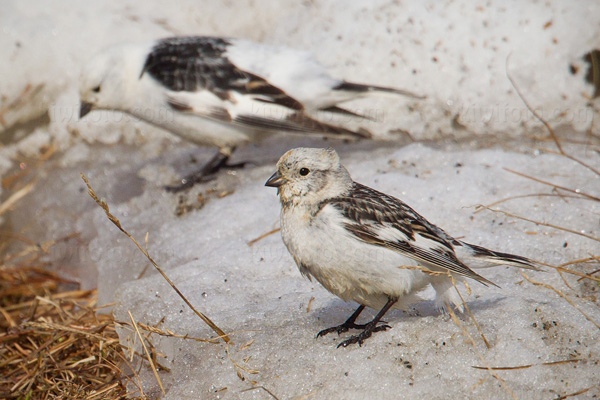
[79,36,422,192]
[265,147,540,347]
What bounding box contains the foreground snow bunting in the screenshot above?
[79,36,422,191]
[266,147,541,347]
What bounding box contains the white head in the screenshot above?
[265,147,353,206]
[79,43,146,118]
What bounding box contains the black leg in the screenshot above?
[165,148,235,192]
[316,305,366,338]
[337,297,398,348]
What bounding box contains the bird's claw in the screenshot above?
[316,322,367,338]
[334,323,391,348]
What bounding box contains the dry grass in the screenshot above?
[0,264,144,399]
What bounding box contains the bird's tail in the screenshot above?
[285,112,373,139]
[455,241,542,271]
[233,111,372,140]
[333,81,425,100]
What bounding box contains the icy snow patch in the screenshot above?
[80,142,598,399]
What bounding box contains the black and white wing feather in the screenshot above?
[326,183,497,286]
[140,36,370,138]
[141,37,303,109]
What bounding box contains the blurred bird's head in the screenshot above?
[265,147,352,206]
[78,43,147,119]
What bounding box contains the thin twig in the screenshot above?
[473,193,589,214]
[0,181,36,216]
[450,277,490,349]
[446,306,518,400]
[472,359,580,370]
[128,310,165,396]
[545,265,600,283]
[81,173,229,343]
[240,386,281,400]
[477,205,600,243]
[132,321,219,344]
[556,385,599,400]
[247,228,280,246]
[539,148,600,177]
[560,255,600,268]
[506,55,563,154]
[504,168,600,202]
[521,273,600,329]
[226,343,260,374]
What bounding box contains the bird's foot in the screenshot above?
[164,161,254,192]
[222,160,254,170]
[164,172,214,193]
[336,323,391,348]
[316,322,368,338]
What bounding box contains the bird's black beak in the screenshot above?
[265,171,286,187]
[79,101,93,119]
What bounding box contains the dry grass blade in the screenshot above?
[544,265,600,283]
[506,56,563,154]
[126,321,220,344]
[540,148,600,177]
[81,173,229,343]
[0,83,45,128]
[560,255,600,268]
[472,359,580,370]
[247,227,280,246]
[306,296,315,313]
[578,268,600,282]
[446,305,518,400]
[226,343,260,375]
[240,385,280,400]
[521,273,600,329]
[292,393,315,400]
[473,193,587,214]
[476,205,600,243]
[556,385,599,400]
[450,277,490,349]
[0,180,35,217]
[397,264,450,277]
[504,168,600,202]
[128,311,165,396]
[507,55,600,188]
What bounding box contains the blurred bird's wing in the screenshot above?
[142,36,370,138]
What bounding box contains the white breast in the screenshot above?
[281,203,432,309]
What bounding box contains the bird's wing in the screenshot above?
[142,37,369,138]
[166,91,370,138]
[326,183,496,286]
[140,36,304,110]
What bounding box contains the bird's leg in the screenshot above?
[337,297,398,348]
[316,305,367,338]
[165,147,236,192]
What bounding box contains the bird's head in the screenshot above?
[265,147,352,206]
[78,44,142,119]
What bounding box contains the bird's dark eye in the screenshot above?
[299,167,310,176]
[92,86,101,93]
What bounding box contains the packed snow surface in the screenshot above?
[2,0,599,399]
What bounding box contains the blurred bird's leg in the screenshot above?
[337,297,398,348]
[165,146,237,192]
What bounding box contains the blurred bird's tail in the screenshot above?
[333,81,425,100]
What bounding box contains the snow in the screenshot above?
[10,137,600,399]
[2,0,600,399]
